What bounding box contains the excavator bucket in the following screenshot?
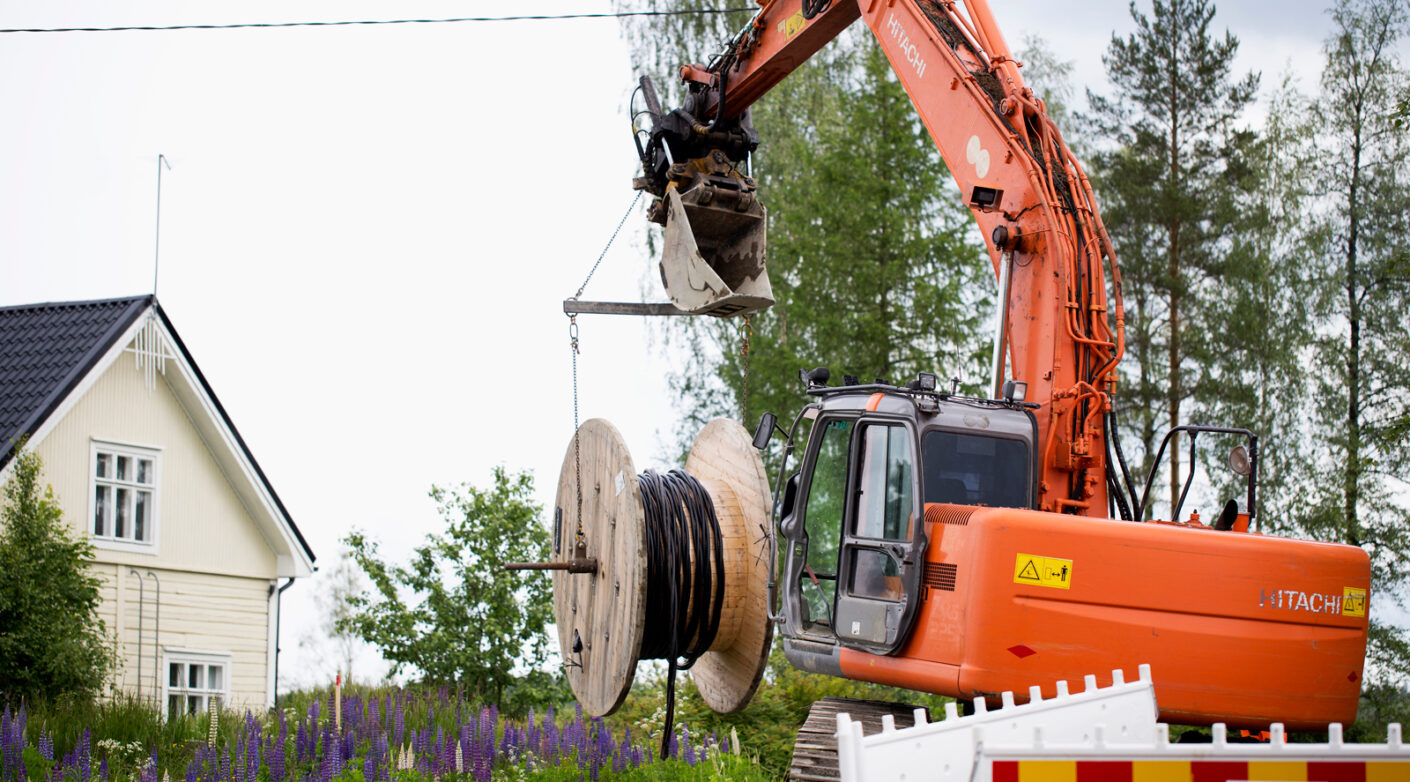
[660,184,773,317]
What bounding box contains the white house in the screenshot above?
[0,295,316,713]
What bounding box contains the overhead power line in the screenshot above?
[0,8,755,34]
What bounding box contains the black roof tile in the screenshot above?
[0,295,150,465]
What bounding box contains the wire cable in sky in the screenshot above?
[0,8,755,34]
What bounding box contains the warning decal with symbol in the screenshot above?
[1013,553,1074,590]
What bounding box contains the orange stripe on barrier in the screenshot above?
[866,393,884,411]
[1132,761,1191,782]
[1020,760,1076,782]
[1366,761,1407,782]
[1248,761,1306,781]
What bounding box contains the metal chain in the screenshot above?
[570,316,584,553]
[740,314,753,423]
[573,190,643,299]
[567,190,642,554]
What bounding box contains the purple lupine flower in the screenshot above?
[78,728,92,782]
[392,701,404,749]
[467,725,481,781]
[479,707,494,771]
[185,758,198,782]
[308,701,319,725]
[98,757,108,782]
[497,723,511,761]
[379,733,391,782]
[1,706,10,782]
[269,733,285,782]
[542,706,557,762]
[433,727,445,777]
[222,743,232,782]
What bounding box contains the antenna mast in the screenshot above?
[153,154,171,297]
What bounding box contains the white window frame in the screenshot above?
[162,648,231,718]
[89,439,161,554]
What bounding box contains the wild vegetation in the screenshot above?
[0,685,765,782]
[0,447,112,702]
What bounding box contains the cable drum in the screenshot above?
[550,418,773,733]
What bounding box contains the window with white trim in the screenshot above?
[165,653,228,716]
[91,442,159,545]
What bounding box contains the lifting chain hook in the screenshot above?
[563,190,642,562]
[569,314,585,554]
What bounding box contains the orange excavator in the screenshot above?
[629,0,1370,757]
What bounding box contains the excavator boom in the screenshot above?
[636,0,1124,514]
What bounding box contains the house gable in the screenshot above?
[35,346,278,577]
[0,296,314,577]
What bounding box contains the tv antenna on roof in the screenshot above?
[153,154,171,297]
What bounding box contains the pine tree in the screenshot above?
[1302,0,1410,685]
[1087,0,1262,517]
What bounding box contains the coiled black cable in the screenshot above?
[636,469,725,759]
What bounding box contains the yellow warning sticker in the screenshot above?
[1343,586,1367,617]
[777,10,806,40]
[1014,553,1073,590]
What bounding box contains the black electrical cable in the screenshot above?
[1107,408,1141,519]
[636,469,725,760]
[0,8,756,35]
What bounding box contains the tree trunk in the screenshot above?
[1166,26,1183,518]
[1344,119,1363,546]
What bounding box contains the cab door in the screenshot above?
[833,419,925,655]
[781,415,854,641]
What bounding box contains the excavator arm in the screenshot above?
[635,0,1126,516]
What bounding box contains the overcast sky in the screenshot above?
[0,0,1378,688]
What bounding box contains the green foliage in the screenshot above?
[1087,0,1275,519]
[0,445,111,702]
[12,692,253,779]
[1296,0,1410,687]
[340,467,554,706]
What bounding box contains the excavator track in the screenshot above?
[788,697,927,782]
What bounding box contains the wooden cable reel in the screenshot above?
[551,417,774,717]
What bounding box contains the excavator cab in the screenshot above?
[770,371,1038,659]
[632,76,773,317]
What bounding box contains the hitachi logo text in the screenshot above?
[1259,588,1346,614]
[886,13,927,79]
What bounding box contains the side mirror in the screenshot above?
[753,412,778,451]
[1229,445,1251,476]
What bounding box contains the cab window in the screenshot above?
[853,423,915,541]
[922,431,1030,508]
[799,418,851,631]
